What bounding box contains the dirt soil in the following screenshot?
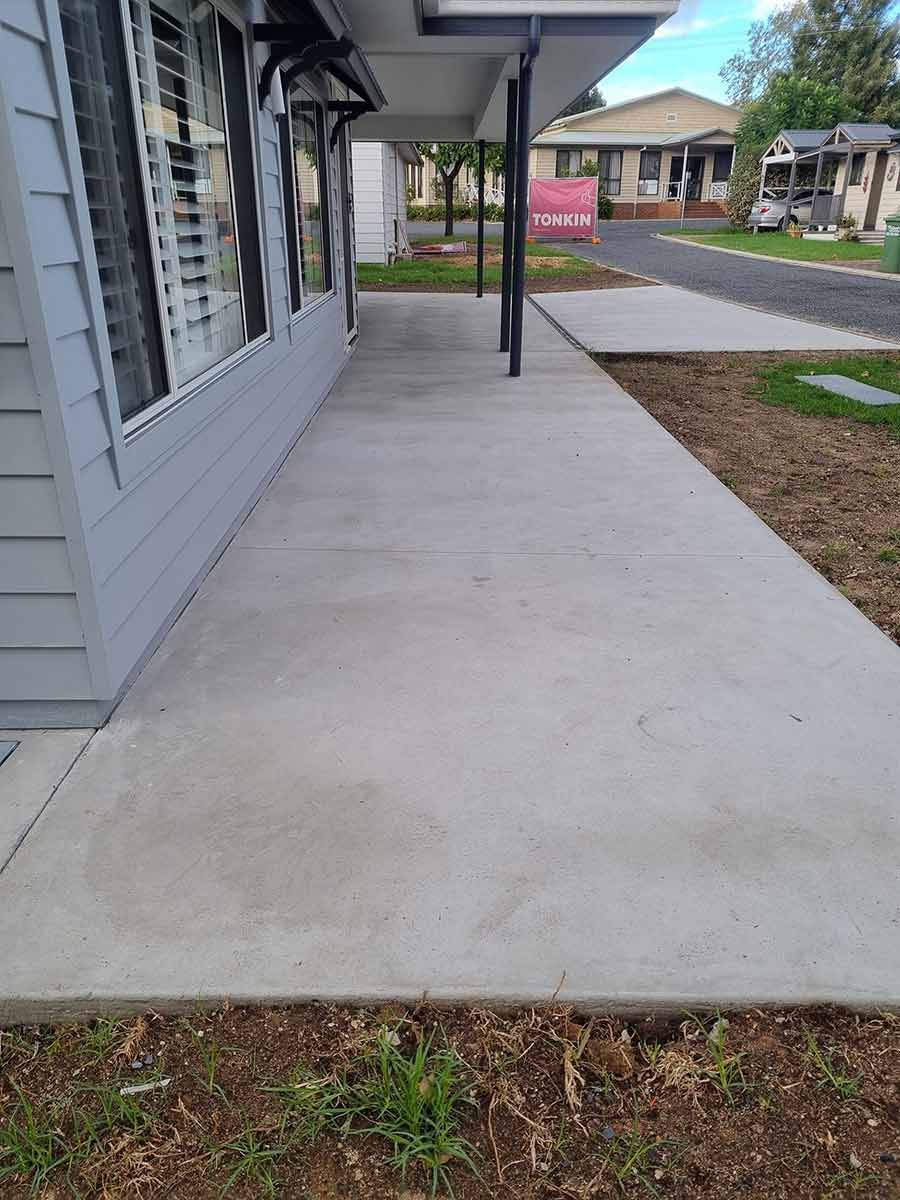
[601,351,900,645]
[2,1004,899,1199]
[359,264,651,294]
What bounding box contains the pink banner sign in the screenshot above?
[527,176,598,238]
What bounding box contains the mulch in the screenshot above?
[600,350,900,645]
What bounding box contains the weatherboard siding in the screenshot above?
[0,2,93,723]
[0,0,355,725]
[353,141,388,263]
[561,93,740,136]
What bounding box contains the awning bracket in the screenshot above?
[252,24,355,109]
[327,100,372,149]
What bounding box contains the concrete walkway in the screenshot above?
[533,286,899,353]
[2,293,900,1020]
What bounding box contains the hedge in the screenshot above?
[407,202,505,222]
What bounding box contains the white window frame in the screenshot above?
[284,76,337,322]
[116,0,270,439]
[637,149,661,196]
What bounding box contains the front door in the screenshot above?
[336,128,358,340]
[670,154,705,200]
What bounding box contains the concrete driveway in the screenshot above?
[2,293,899,1019]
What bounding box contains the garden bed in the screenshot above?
[2,1003,899,1198]
[600,351,900,644]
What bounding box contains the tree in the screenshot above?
[557,85,605,120]
[725,147,763,230]
[791,0,900,123]
[720,2,808,107]
[735,73,854,156]
[416,142,506,234]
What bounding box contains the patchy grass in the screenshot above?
[1,1005,899,1198]
[757,357,900,438]
[664,229,884,262]
[599,349,900,645]
[357,234,646,293]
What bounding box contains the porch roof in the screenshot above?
[532,126,734,148]
[328,0,681,142]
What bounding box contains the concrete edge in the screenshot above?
[654,232,899,284]
[3,990,898,1026]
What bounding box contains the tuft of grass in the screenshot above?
[210,1121,286,1199]
[186,1024,227,1099]
[756,357,900,439]
[821,539,852,563]
[878,546,899,563]
[0,1083,70,1195]
[820,1162,880,1198]
[687,1013,752,1105]
[803,1030,861,1100]
[75,1018,124,1063]
[266,1027,479,1196]
[602,1116,682,1195]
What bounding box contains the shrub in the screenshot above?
[597,194,614,221]
[726,147,762,230]
[407,201,505,222]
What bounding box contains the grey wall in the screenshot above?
[0,0,357,727]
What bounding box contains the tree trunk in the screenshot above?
[441,170,454,235]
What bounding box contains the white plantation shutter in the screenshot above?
[60,0,167,419]
[127,0,245,387]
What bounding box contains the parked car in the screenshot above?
[749,189,833,231]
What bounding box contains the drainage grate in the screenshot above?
[0,741,18,769]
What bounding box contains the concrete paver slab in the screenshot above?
[0,729,93,869]
[797,374,900,406]
[1,294,899,1019]
[533,285,899,353]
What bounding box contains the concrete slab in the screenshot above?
[0,728,93,870]
[2,294,900,1020]
[797,374,900,406]
[532,285,899,353]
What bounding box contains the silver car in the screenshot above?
[748,189,832,231]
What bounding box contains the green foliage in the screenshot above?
[602,1116,682,1193]
[720,2,808,106]
[792,0,900,125]
[210,1121,287,1199]
[670,230,882,261]
[267,1028,479,1196]
[726,148,763,230]
[736,74,853,155]
[0,1084,68,1195]
[407,201,504,222]
[597,194,614,221]
[688,1014,752,1105]
[415,142,506,233]
[557,84,605,119]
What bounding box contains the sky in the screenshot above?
[599,0,797,109]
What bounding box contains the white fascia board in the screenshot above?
[426,1,677,16]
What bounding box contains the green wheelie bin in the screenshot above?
[882,213,900,273]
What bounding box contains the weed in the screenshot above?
[821,540,851,563]
[72,1083,155,1152]
[266,1027,479,1196]
[687,1013,752,1105]
[820,1163,880,1197]
[210,1121,286,1199]
[76,1018,124,1063]
[186,1025,227,1099]
[639,1041,663,1070]
[601,1117,681,1195]
[718,472,739,490]
[0,1029,39,1067]
[769,483,788,497]
[878,546,899,563]
[804,1031,861,1099]
[0,1083,69,1194]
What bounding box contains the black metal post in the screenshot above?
[509,16,540,378]
[476,139,486,298]
[499,78,518,350]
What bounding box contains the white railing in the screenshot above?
[666,180,683,200]
[709,181,729,200]
[461,181,505,206]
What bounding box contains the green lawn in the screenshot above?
[666,229,883,263]
[758,357,900,437]
[357,235,595,288]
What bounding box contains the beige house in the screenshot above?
[529,87,741,218]
[761,124,900,234]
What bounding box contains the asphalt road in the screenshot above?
[406,219,900,343]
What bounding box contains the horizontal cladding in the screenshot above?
[0,1,93,712]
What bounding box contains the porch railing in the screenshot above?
[709,181,729,200]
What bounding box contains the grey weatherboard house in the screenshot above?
[0,0,679,728]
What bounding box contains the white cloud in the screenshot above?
[751,0,794,15]
[655,14,729,38]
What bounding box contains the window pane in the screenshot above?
[129,0,245,387]
[850,153,865,186]
[638,150,660,195]
[290,90,332,301]
[60,0,167,421]
[713,150,732,182]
